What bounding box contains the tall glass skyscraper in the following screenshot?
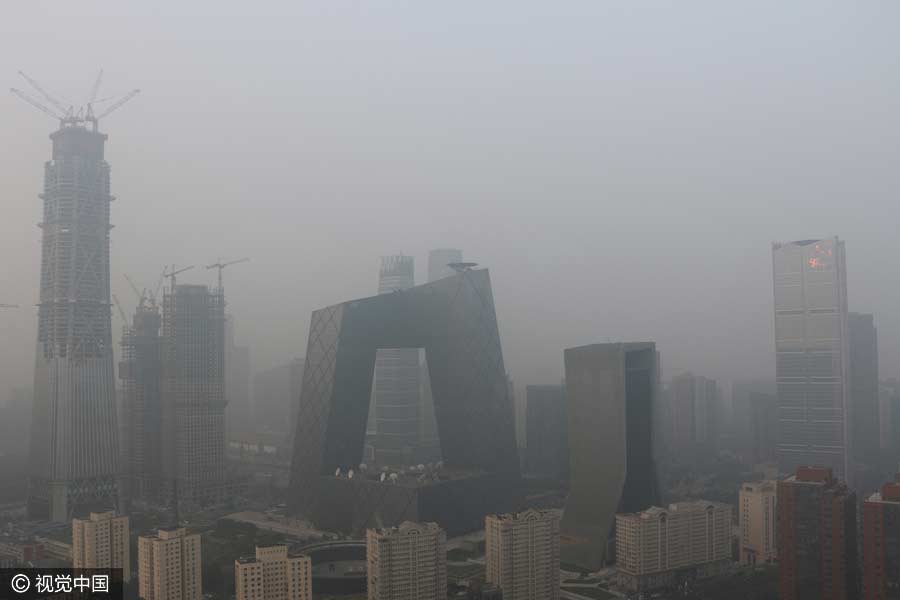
[772,237,851,485]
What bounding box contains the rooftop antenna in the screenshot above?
[205,257,249,290]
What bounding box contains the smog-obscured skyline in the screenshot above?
[2,2,899,395]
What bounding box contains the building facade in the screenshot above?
[849,313,881,491]
[161,284,227,509]
[739,481,777,565]
[561,343,660,570]
[138,528,202,600]
[289,269,520,529]
[235,545,312,600]
[665,373,718,459]
[863,477,900,600]
[524,385,568,479]
[615,501,732,592]
[28,123,121,521]
[366,256,420,467]
[366,521,446,600]
[485,509,560,600]
[730,381,777,466]
[777,466,858,600]
[72,511,130,581]
[772,238,851,484]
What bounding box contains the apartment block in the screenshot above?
[138,528,202,600]
[366,521,446,600]
[863,476,900,600]
[739,481,777,566]
[72,511,130,581]
[485,509,561,600]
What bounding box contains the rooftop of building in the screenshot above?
[867,478,900,503]
[327,463,487,488]
[619,500,731,520]
[784,466,834,485]
[741,480,777,493]
[236,545,309,564]
[371,521,443,537]
[487,508,561,523]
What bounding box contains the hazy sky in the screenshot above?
[2,1,899,399]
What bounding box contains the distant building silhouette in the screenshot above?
[561,342,661,570]
[777,466,858,600]
[524,385,568,480]
[772,238,851,485]
[664,372,719,459]
[849,312,880,491]
[731,381,777,466]
[225,316,252,440]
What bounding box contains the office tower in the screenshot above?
[849,313,880,489]
[72,511,130,581]
[666,372,719,458]
[778,466,858,600]
[366,521,446,600]
[290,268,520,534]
[731,381,778,466]
[485,509,560,600]
[366,255,420,466]
[235,546,312,600]
[121,300,162,506]
[615,501,732,592]
[524,385,568,479]
[427,248,463,283]
[772,238,851,484]
[561,343,660,570]
[27,121,121,522]
[161,284,227,509]
[739,481,777,566]
[138,528,202,600]
[254,358,304,436]
[863,476,900,600]
[225,316,252,441]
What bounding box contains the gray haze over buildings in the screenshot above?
[2,2,900,400]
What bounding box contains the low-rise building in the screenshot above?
[235,545,312,600]
[616,501,732,592]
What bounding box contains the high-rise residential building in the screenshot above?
[121,301,162,507]
[739,481,777,566]
[485,509,560,600]
[365,256,420,466]
[225,315,252,441]
[161,284,227,509]
[138,528,202,600]
[863,476,900,600]
[849,313,881,490]
[72,511,130,581]
[666,372,719,458]
[27,121,121,522]
[778,466,858,600]
[235,545,312,600]
[615,501,732,592]
[772,238,851,484]
[561,343,660,570]
[731,381,777,466]
[366,521,446,600]
[524,385,568,479]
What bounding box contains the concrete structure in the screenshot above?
[138,528,202,600]
[863,476,900,600]
[772,238,851,484]
[524,385,568,479]
[849,313,881,491]
[366,521,446,600]
[739,481,777,566]
[121,301,162,507]
[778,466,858,600]
[72,511,130,581]
[561,343,660,570]
[366,256,421,466]
[235,545,312,600]
[485,509,560,600]
[615,501,732,592]
[289,269,520,530]
[161,284,227,509]
[28,123,121,521]
[666,372,718,458]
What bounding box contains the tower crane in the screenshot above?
[162,265,195,292]
[111,294,129,325]
[124,274,148,309]
[205,258,250,290]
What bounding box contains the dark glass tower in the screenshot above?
[28,124,121,521]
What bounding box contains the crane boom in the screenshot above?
[10,88,62,121]
[205,257,250,290]
[163,264,195,291]
[88,69,104,104]
[96,89,140,120]
[112,294,129,325]
[18,71,70,117]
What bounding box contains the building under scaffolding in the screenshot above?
[160,284,228,510]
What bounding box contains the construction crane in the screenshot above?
[10,70,139,132]
[111,294,129,325]
[162,265,195,292]
[124,274,148,309]
[206,258,249,290]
